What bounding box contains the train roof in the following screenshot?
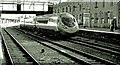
[35,12,72,18]
[33,12,74,21]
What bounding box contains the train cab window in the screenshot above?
[61,17,75,27]
[37,20,48,24]
[49,18,56,22]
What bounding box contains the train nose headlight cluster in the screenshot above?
[74,26,77,28]
[63,26,67,29]
[62,25,67,29]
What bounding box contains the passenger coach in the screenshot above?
[20,13,79,36]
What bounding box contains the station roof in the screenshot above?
[0,0,63,3]
[0,0,48,2]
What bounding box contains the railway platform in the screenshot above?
[79,26,120,34]
[79,28,120,36]
[78,26,120,45]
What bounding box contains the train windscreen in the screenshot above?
[60,14,75,27]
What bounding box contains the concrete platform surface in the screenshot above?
[79,26,120,34]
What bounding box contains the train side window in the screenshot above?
[49,18,55,22]
[58,19,60,22]
[37,20,48,24]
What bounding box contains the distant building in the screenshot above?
[90,1,118,28]
[53,1,120,29]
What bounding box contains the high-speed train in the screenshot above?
[20,13,79,36]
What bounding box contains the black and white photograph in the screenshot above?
[0,0,120,65]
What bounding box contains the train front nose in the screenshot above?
[57,13,79,35]
[58,25,79,35]
[65,25,79,33]
[60,14,79,33]
[58,19,79,34]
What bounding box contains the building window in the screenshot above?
[104,12,108,23]
[69,6,71,12]
[73,6,76,12]
[62,8,64,12]
[94,13,98,23]
[79,4,81,11]
[66,7,68,12]
[95,2,98,8]
[111,1,113,6]
[103,0,105,8]
[58,9,59,13]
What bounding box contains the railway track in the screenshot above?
[1,28,39,65]
[76,31,120,45]
[66,38,120,56]
[47,36,120,64]
[5,27,79,65]
[71,37,120,52]
[15,28,118,65]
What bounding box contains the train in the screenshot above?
[20,13,79,36]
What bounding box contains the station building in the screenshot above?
[90,2,118,28]
[53,1,120,29]
[53,2,90,25]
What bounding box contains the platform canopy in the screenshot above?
[0,0,63,3]
[0,0,63,12]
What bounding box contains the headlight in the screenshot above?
[61,24,67,29]
[63,26,67,29]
